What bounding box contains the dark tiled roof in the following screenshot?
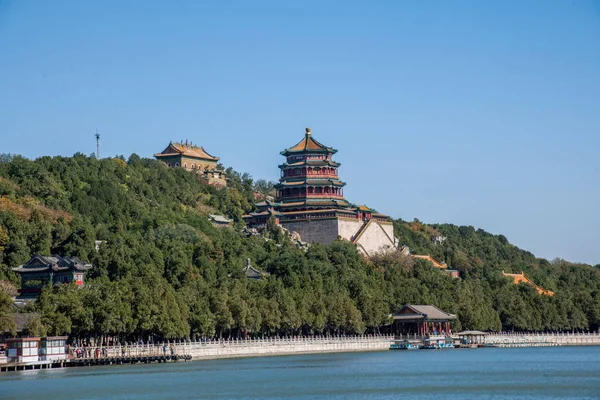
[276,179,346,187]
[279,159,341,168]
[243,259,266,280]
[392,304,457,321]
[12,255,92,273]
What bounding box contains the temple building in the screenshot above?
[392,304,457,337]
[12,255,93,298]
[244,128,398,256]
[154,140,226,187]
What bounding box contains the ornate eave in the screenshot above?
[155,142,219,162]
[280,128,337,156]
[275,179,346,188]
[12,255,93,274]
[278,160,341,169]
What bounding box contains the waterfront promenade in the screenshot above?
[3,332,600,372]
[485,331,600,347]
[65,331,600,359]
[392,331,600,347]
[95,335,394,360]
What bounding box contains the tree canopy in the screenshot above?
[1,153,599,341]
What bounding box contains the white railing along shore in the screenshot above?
[68,334,395,359]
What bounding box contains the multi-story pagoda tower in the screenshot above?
[245,127,398,256]
[276,128,351,211]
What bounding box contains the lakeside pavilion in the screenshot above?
[392,304,457,336]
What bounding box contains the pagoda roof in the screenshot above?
[392,304,457,322]
[12,255,93,274]
[245,209,284,217]
[255,199,281,208]
[279,160,340,168]
[243,259,267,280]
[279,208,355,215]
[275,179,346,188]
[281,128,337,156]
[278,198,353,208]
[155,142,219,162]
[357,205,374,212]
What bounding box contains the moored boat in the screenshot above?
[421,335,454,349]
[389,339,420,350]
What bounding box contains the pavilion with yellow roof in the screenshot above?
[155,140,226,186]
[244,128,398,256]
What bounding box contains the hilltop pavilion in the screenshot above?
[244,128,398,256]
[155,140,226,187]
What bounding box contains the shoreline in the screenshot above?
[3,333,600,372]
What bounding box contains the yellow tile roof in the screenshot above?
[155,142,219,161]
[282,128,337,154]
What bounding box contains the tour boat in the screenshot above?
[389,339,420,350]
[421,335,454,349]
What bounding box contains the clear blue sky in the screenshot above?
[1,1,599,264]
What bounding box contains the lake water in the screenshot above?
[2,346,600,400]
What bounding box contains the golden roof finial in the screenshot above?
[305,127,311,136]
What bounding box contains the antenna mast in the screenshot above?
[95,130,100,159]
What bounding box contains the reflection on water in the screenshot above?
[2,347,600,400]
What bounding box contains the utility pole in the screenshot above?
[95,130,100,159]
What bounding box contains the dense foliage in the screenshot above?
[0,154,599,341]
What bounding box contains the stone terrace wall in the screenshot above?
[281,219,341,245]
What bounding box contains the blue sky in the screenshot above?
[1,1,599,264]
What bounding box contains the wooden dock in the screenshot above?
[68,354,191,367]
[1,359,67,372]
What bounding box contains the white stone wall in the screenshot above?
[354,222,396,256]
[91,336,394,362]
[337,219,363,241]
[281,218,397,257]
[180,336,392,360]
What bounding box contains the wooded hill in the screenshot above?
[0,153,599,340]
